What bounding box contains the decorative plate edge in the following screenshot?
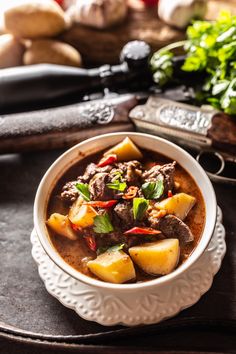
[31,206,226,326]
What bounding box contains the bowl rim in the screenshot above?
[34,132,217,291]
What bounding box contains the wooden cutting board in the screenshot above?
[60,0,236,65]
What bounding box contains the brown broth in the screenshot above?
[47,148,205,283]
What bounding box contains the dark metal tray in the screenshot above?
[0,148,236,353]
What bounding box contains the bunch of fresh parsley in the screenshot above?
[150,11,236,115]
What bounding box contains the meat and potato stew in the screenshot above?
[47,137,205,284]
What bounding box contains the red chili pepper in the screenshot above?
[124,227,161,235]
[123,186,139,200]
[84,235,97,252]
[71,223,80,231]
[86,200,117,208]
[97,154,117,168]
[168,190,173,198]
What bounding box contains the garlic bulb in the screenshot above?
[73,0,127,29]
[158,0,207,29]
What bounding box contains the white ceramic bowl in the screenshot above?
[34,132,217,292]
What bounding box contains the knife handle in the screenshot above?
[207,112,236,154]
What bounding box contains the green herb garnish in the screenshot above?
[112,171,123,180]
[141,179,164,200]
[150,11,236,115]
[133,198,149,221]
[75,183,90,201]
[181,12,236,114]
[150,49,174,86]
[108,243,125,252]
[106,180,127,192]
[97,243,124,256]
[107,171,127,192]
[93,213,114,234]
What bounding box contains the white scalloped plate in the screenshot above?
[31,207,226,327]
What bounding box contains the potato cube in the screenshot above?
[156,193,196,220]
[87,250,136,283]
[47,213,77,240]
[104,137,143,161]
[129,239,180,275]
[69,204,98,228]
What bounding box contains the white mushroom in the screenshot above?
[158,0,207,29]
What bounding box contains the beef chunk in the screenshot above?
[77,163,97,183]
[159,162,176,192]
[96,232,148,250]
[113,201,134,227]
[77,163,113,184]
[61,181,78,203]
[115,160,143,184]
[88,161,142,201]
[142,162,176,195]
[61,163,114,202]
[89,172,114,201]
[96,232,126,249]
[150,214,194,245]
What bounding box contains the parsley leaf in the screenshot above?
[106,180,127,192]
[107,171,126,191]
[141,178,164,200]
[97,243,124,256]
[75,183,90,202]
[93,213,114,234]
[150,50,174,86]
[150,12,236,114]
[112,171,123,180]
[133,198,149,221]
[108,243,125,252]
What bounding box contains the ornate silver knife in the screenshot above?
[129,96,236,154]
